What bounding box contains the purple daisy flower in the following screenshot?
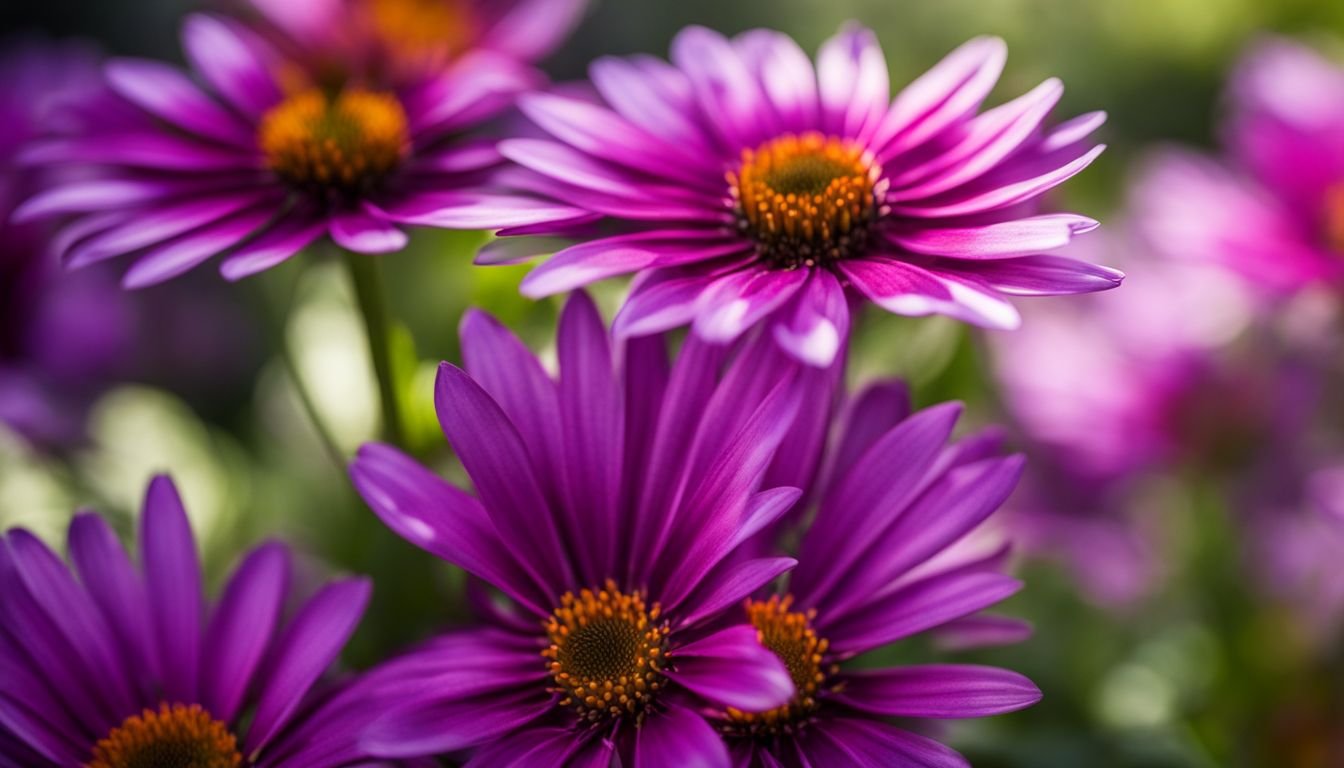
[1134,37,1344,294]
[238,0,588,85]
[475,24,1121,367]
[12,11,587,287]
[0,475,377,767]
[0,40,139,446]
[349,293,804,765]
[719,381,1040,767]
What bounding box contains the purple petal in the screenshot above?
[666,626,793,712]
[836,664,1041,718]
[817,24,890,140]
[588,54,714,155]
[104,57,253,147]
[883,214,1098,259]
[518,92,713,187]
[67,194,259,269]
[793,403,962,608]
[886,78,1065,198]
[181,14,282,120]
[140,475,204,703]
[68,513,155,693]
[945,254,1123,295]
[499,138,716,208]
[376,190,588,230]
[679,557,796,627]
[219,212,325,280]
[406,50,538,135]
[824,570,1023,656]
[463,727,580,767]
[892,144,1107,218]
[821,456,1025,620]
[692,268,809,344]
[122,203,276,288]
[556,293,623,582]
[521,229,743,298]
[842,257,1021,330]
[874,37,1007,158]
[635,704,731,768]
[434,363,574,591]
[350,443,549,616]
[329,206,408,254]
[13,179,190,222]
[481,0,587,61]
[932,614,1035,651]
[824,381,912,489]
[613,268,719,339]
[362,687,550,757]
[670,26,772,148]
[771,269,849,367]
[201,542,289,723]
[801,718,969,768]
[734,30,819,134]
[5,530,136,716]
[245,577,370,754]
[459,308,565,500]
[18,133,254,171]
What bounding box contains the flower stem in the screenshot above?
[257,267,347,475]
[344,252,407,448]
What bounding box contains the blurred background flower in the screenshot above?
[4,1,1344,766]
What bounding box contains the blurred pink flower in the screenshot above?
[1134,38,1344,295]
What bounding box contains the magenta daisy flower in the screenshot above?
[238,0,588,85]
[477,24,1120,366]
[1134,37,1344,294]
[349,293,804,765]
[12,11,587,287]
[721,383,1040,767]
[0,475,378,767]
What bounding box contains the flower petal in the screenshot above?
[836,664,1041,718]
[140,475,204,703]
[665,626,794,712]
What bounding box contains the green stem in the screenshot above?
[257,268,348,475]
[344,252,406,448]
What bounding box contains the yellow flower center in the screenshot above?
[729,133,880,269]
[1325,183,1344,256]
[543,579,670,724]
[258,88,409,198]
[723,595,834,735]
[86,703,241,768]
[364,0,477,68]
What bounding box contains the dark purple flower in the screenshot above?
[13,11,587,287]
[472,24,1120,367]
[349,293,803,765]
[0,40,139,446]
[0,475,376,767]
[986,230,1260,605]
[238,0,588,85]
[720,382,1040,767]
[1134,37,1344,294]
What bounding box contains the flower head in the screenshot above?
[350,293,805,765]
[14,10,588,287]
[240,0,587,85]
[0,475,376,766]
[721,382,1040,766]
[1135,38,1344,294]
[476,24,1120,367]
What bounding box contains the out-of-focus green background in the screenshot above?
[3,2,1344,766]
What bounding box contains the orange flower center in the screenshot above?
[1325,183,1344,256]
[86,703,241,768]
[543,579,670,724]
[729,133,880,269]
[364,0,477,68]
[723,595,834,735]
[259,88,409,197]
